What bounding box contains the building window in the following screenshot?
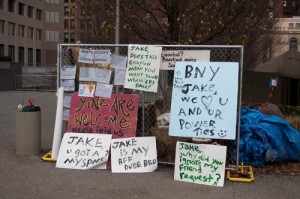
[0,20,4,34]
[70,20,75,29]
[8,45,15,62]
[0,44,4,56]
[18,25,25,37]
[46,0,59,4]
[28,48,33,66]
[18,47,24,65]
[64,7,70,15]
[64,20,69,28]
[36,49,41,66]
[70,33,75,43]
[0,0,3,9]
[289,38,298,49]
[8,0,15,13]
[46,11,59,23]
[289,23,294,28]
[8,22,15,36]
[36,9,42,20]
[64,33,69,42]
[296,23,300,28]
[28,6,34,18]
[27,27,33,39]
[18,3,25,15]
[36,29,42,40]
[46,30,59,42]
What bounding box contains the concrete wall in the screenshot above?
[0,62,22,90]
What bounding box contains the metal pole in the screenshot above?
[115,0,120,93]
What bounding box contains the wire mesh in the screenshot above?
[58,44,243,167]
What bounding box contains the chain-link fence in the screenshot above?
[58,44,243,168]
[15,74,57,91]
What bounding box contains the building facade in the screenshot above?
[0,0,64,67]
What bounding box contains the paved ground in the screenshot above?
[1,91,300,199]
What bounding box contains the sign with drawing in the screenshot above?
[169,62,239,140]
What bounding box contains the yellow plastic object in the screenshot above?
[227,162,254,183]
[41,151,57,162]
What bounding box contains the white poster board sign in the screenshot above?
[174,142,227,187]
[56,133,112,170]
[124,45,162,92]
[160,50,210,70]
[169,62,239,140]
[111,137,157,173]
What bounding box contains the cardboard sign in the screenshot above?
[174,142,227,187]
[56,133,112,170]
[66,93,139,138]
[160,50,210,70]
[169,62,239,140]
[124,45,162,92]
[111,137,157,173]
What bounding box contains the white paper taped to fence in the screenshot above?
[94,50,111,65]
[169,61,239,140]
[78,49,94,64]
[56,133,112,170]
[160,50,210,70]
[111,137,158,173]
[174,142,227,187]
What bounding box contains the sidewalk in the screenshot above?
[1,91,300,199]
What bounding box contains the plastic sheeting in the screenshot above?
[239,106,300,167]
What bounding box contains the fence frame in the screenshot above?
[57,43,244,170]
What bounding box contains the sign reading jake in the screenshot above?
[174,142,227,187]
[66,93,139,138]
[111,137,157,173]
[169,62,239,140]
[124,45,162,92]
[56,133,112,170]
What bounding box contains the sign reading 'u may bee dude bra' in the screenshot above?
[169,62,239,140]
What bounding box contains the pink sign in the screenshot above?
[67,93,139,138]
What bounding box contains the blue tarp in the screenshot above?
[239,106,300,167]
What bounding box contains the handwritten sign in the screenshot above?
[160,50,210,70]
[78,49,94,64]
[66,93,139,138]
[111,137,157,173]
[56,133,112,170]
[174,142,227,187]
[169,62,239,140]
[124,45,162,92]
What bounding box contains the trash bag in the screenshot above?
[22,105,41,112]
[239,106,300,167]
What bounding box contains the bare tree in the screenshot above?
[75,0,281,68]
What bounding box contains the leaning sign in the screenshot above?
[174,142,227,187]
[169,62,239,140]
